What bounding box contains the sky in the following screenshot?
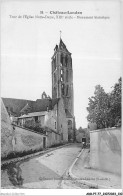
[1,0,122,128]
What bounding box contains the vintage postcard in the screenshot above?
[1,0,122,195]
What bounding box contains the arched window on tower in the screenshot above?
[65,56,68,67]
[66,70,68,82]
[61,69,63,82]
[61,84,64,95]
[66,85,69,96]
[60,54,63,66]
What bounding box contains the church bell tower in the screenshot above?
[51,38,74,117]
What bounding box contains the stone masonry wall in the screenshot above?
[47,131,60,148]
[57,98,68,143]
[1,99,14,158]
[13,125,46,152]
[90,127,121,175]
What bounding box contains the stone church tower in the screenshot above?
[51,38,75,141]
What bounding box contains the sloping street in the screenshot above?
[1,144,89,189]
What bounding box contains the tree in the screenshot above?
[109,77,121,127]
[87,78,122,129]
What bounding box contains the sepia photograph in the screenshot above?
[1,0,122,193]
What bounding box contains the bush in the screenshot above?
[24,120,46,134]
[50,143,64,148]
[1,147,43,161]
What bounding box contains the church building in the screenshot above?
[2,37,75,145]
[51,38,75,141]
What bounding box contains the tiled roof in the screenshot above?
[18,111,47,118]
[20,103,32,113]
[59,39,70,53]
[30,98,60,113]
[2,97,60,116]
[2,98,34,116]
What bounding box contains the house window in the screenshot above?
[35,116,38,122]
[55,122,56,129]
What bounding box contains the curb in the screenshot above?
[68,148,84,177]
[1,143,72,167]
[68,148,112,189]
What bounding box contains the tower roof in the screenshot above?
[59,38,70,53]
[52,38,71,59]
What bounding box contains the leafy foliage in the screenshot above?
[87,78,121,129]
[1,147,43,162]
[24,119,46,134]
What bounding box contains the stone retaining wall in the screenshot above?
[13,125,46,152]
[1,99,13,158]
[90,127,121,175]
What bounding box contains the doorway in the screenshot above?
[43,137,46,149]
